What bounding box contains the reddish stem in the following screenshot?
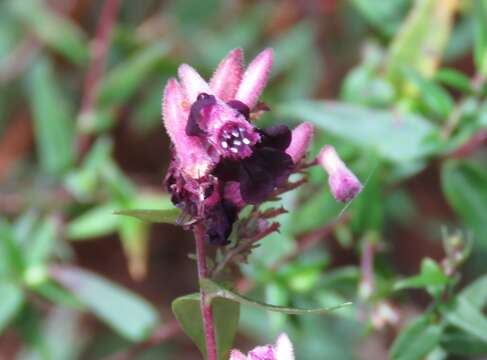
[77,0,120,158]
[194,224,218,360]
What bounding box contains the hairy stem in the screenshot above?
[194,224,218,360]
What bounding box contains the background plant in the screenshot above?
[1,0,487,359]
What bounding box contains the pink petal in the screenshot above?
[229,350,247,360]
[318,145,362,202]
[162,78,212,178]
[210,48,244,101]
[275,333,294,360]
[286,122,314,163]
[249,345,275,360]
[235,48,273,109]
[178,64,212,104]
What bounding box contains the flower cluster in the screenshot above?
[162,48,313,245]
[162,48,362,246]
[230,333,294,360]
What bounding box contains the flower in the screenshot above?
[162,48,313,245]
[318,145,362,202]
[230,333,294,360]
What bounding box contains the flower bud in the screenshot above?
[286,122,314,163]
[318,145,362,202]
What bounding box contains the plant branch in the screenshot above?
[212,222,280,277]
[194,224,218,360]
[77,0,120,158]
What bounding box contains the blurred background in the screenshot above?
[1,0,487,359]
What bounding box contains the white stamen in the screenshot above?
[232,131,240,137]
[221,141,228,149]
[223,133,231,139]
[234,140,242,146]
[242,138,250,145]
[230,147,238,153]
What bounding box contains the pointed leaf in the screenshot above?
[387,0,458,87]
[97,42,169,107]
[277,100,436,163]
[9,0,88,64]
[28,58,75,175]
[394,258,449,290]
[390,315,443,360]
[114,208,182,225]
[200,278,351,315]
[49,265,159,341]
[67,204,120,240]
[0,283,24,334]
[459,274,487,309]
[444,297,487,343]
[441,160,487,247]
[172,293,240,360]
[473,0,487,75]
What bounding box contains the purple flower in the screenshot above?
[230,333,294,360]
[318,145,362,202]
[162,49,312,245]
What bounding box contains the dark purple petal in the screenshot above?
[256,147,294,186]
[227,100,250,120]
[239,158,275,204]
[260,125,292,151]
[213,159,240,182]
[205,200,238,245]
[186,93,216,136]
[239,148,293,204]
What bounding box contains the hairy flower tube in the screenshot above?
[229,333,294,360]
[162,48,313,245]
[318,145,363,202]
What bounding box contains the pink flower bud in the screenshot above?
[230,333,294,360]
[162,79,212,179]
[178,63,212,103]
[318,145,362,202]
[210,48,244,101]
[286,122,314,163]
[235,48,273,109]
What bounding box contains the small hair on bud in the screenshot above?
[318,145,362,202]
[286,122,314,163]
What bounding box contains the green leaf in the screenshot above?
[444,297,487,343]
[441,160,487,247]
[459,274,487,309]
[473,0,487,76]
[390,315,443,360]
[26,217,57,265]
[27,58,75,176]
[172,293,240,360]
[277,100,436,163]
[0,283,24,334]
[32,280,83,310]
[442,330,487,356]
[0,218,25,276]
[9,0,88,64]
[114,208,182,225]
[67,204,120,240]
[200,278,351,315]
[118,218,149,280]
[435,68,472,93]
[394,258,449,291]
[401,67,454,119]
[386,0,458,87]
[97,42,169,107]
[350,0,410,37]
[49,265,159,341]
